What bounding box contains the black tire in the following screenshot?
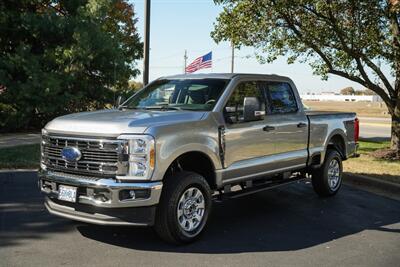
[312,149,343,197]
[154,171,212,244]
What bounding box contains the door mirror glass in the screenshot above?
[243,97,265,122]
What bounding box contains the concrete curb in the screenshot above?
[0,169,38,173]
[343,173,400,199]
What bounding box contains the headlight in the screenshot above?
[40,128,48,170]
[117,134,155,180]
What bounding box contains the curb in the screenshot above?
[0,169,38,173]
[343,173,400,199]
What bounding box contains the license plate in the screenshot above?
[58,185,77,203]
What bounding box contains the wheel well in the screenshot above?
[165,152,216,189]
[327,134,346,159]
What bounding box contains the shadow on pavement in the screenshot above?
[0,171,76,247]
[77,182,400,254]
[1,171,399,254]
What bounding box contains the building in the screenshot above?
[300,93,382,102]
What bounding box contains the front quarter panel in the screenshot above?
[146,113,222,181]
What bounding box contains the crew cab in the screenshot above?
[39,73,359,244]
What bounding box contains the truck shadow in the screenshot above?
[77,182,400,254]
[0,171,76,248]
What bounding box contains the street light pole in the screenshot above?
[143,0,151,85]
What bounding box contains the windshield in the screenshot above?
[124,79,229,111]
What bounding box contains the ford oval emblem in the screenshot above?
[61,147,82,162]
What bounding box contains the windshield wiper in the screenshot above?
[143,105,182,111]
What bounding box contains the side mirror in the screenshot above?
[115,95,125,108]
[243,97,265,122]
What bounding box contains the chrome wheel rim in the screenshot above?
[177,187,205,232]
[327,159,341,190]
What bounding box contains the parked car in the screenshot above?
[39,73,359,244]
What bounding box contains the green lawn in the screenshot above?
[343,140,400,184]
[0,144,40,169]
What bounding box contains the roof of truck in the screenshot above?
[159,73,292,81]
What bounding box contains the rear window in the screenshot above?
[266,82,298,114]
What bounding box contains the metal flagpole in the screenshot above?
[143,0,151,85]
[184,50,188,74]
[231,40,234,73]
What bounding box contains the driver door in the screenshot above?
[222,81,275,182]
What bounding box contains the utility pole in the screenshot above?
[184,50,188,74]
[143,0,151,85]
[231,40,234,73]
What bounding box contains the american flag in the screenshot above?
[185,52,212,73]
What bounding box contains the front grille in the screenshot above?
[42,136,125,177]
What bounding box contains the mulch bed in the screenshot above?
[370,149,400,161]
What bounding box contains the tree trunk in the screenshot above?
[392,89,400,157]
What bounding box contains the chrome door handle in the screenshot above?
[297,122,307,128]
[263,125,275,132]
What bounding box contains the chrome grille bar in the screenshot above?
[41,135,127,177]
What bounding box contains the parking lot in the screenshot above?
[1,171,399,267]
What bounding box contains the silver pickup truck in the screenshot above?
[39,73,359,244]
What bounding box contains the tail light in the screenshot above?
[354,118,359,143]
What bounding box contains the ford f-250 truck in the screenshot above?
[39,73,359,244]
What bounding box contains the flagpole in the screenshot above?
[184,50,187,74]
[231,40,234,73]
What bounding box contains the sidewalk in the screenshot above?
[0,133,41,148]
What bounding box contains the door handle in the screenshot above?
[297,122,307,128]
[263,125,275,132]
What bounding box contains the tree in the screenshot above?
[212,0,400,156]
[340,87,356,95]
[0,0,142,132]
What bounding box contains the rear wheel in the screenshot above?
[154,171,212,244]
[312,149,343,197]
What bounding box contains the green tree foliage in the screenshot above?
[212,0,400,155]
[340,87,356,95]
[0,0,142,132]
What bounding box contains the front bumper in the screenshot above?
[39,170,163,226]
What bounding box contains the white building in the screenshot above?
[300,94,382,102]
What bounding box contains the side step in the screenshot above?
[213,174,308,201]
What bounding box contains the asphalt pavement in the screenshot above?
[359,117,391,140]
[1,171,399,267]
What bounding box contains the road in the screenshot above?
[359,117,391,140]
[1,172,399,267]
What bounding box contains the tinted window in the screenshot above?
[266,82,298,114]
[224,81,264,123]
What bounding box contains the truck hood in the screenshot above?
[45,109,206,137]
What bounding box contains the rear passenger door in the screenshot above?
[262,81,309,170]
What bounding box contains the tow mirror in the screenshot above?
[243,97,265,122]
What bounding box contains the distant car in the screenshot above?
[39,73,359,244]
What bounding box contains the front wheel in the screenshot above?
[154,171,212,244]
[312,149,343,197]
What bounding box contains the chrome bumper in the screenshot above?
[38,170,163,208]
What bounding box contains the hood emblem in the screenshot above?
[61,147,82,162]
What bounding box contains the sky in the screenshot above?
[129,0,391,94]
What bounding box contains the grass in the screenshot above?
[343,141,400,184]
[0,144,40,169]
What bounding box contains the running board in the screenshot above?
[213,175,307,201]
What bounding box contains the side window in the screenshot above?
[224,81,264,123]
[266,82,298,114]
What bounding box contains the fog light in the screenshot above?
[119,189,150,201]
